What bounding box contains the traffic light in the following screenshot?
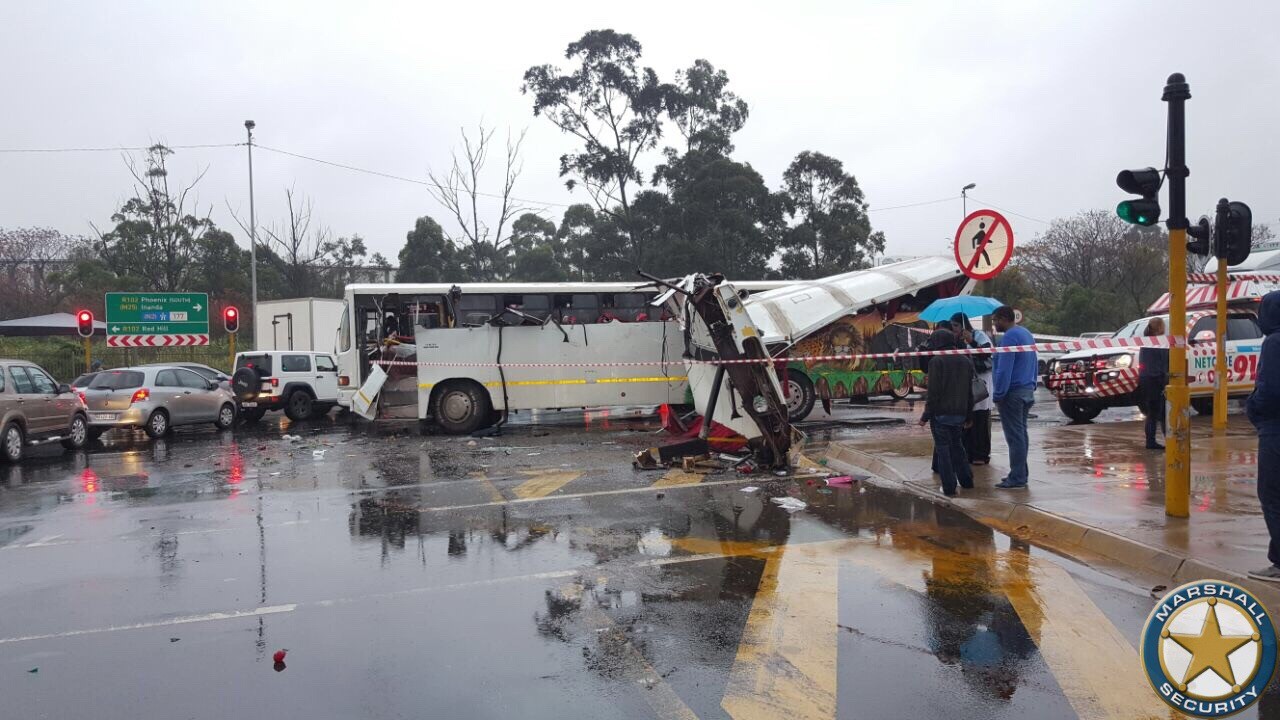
[1215,200,1252,266]
[223,306,240,333]
[76,310,94,338]
[1186,216,1211,256]
[1116,167,1162,226]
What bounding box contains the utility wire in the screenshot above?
[0,139,1055,225]
[866,196,956,213]
[254,144,572,208]
[0,142,243,153]
[967,196,1051,225]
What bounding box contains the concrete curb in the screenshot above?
[823,442,1280,607]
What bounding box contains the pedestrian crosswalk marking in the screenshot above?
[722,542,839,720]
[999,555,1171,720]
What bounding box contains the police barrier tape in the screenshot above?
[373,335,1183,369]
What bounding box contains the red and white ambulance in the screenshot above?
[1044,278,1270,421]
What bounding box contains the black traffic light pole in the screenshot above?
[1162,73,1192,517]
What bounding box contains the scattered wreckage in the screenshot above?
[639,257,972,471]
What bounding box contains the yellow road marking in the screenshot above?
[652,470,705,488]
[722,542,839,720]
[417,376,687,389]
[512,469,582,500]
[998,553,1171,720]
[675,532,1167,720]
[468,471,505,504]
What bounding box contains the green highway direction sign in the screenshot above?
[105,292,210,347]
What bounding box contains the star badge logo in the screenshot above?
[1142,581,1278,718]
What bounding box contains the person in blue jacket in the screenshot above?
[1248,291,1280,582]
[991,306,1038,489]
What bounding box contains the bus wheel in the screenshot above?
[785,373,816,423]
[433,381,492,435]
[1190,397,1216,416]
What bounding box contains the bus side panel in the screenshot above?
[415,321,688,415]
[416,328,501,418]
[558,322,686,408]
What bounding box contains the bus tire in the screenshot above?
[433,381,492,435]
[1190,397,1215,416]
[1058,399,1102,423]
[785,373,817,423]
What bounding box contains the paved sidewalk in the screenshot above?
[822,408,1275,597]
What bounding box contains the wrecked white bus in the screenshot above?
[335,281,786,432]
[672,256,973,463]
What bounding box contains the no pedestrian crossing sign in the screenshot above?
[954,209,1014,280]
[105,292,210,347]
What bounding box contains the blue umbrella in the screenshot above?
[918,296,1004,323]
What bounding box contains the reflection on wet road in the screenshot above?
[0,410,1264,718]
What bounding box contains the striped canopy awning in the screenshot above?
[1146,279,1262,314]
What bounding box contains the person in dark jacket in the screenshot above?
[1137,317,1169,450]
[952,312,994,464]
[919,328,975,497]
[1248,291,1280,582]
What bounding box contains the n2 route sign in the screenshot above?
[954,209,1014,280]
[105,292,210,347]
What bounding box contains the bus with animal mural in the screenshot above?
[753,257,974,422]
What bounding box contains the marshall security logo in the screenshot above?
[1141,580,1277,717]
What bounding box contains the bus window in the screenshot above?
[518,294,552,322]
[615,292,655,322]
[338,304,351,352]
[410,296,447,330]
[556,293,599,324]
[456,295,497,327]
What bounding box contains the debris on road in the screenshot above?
[740,486,759,493]
[282,434,301,442]
[824,475,854,485]
[770,496,807,510]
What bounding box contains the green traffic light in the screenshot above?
[1117,200,1159,227]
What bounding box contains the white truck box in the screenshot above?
[254,298,344,353]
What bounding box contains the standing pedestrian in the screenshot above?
[1248,291,1280,582]
[991,306,1038,489]
[952,312,994,464]
[919,328,975,497]
[1137,317,1169,450]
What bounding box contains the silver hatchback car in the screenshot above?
[84,366,238,439]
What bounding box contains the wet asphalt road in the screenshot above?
[0,400,1273,719]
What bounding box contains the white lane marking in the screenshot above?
[0,604,297,645]
[0,520,331,552]
[0,549,769,646]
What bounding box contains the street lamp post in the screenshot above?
[245,120,258,350]
[961,182,977,218]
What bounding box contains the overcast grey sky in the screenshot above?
[2,0,1278,267]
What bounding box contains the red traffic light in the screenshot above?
[75,310,94,338]
[223,306,240,333]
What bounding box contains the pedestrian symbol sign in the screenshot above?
[954,209,1014,280]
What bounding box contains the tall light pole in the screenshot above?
[245,120,258,350]
[961,182,976,218]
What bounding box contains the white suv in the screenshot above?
[231,351,340,422]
